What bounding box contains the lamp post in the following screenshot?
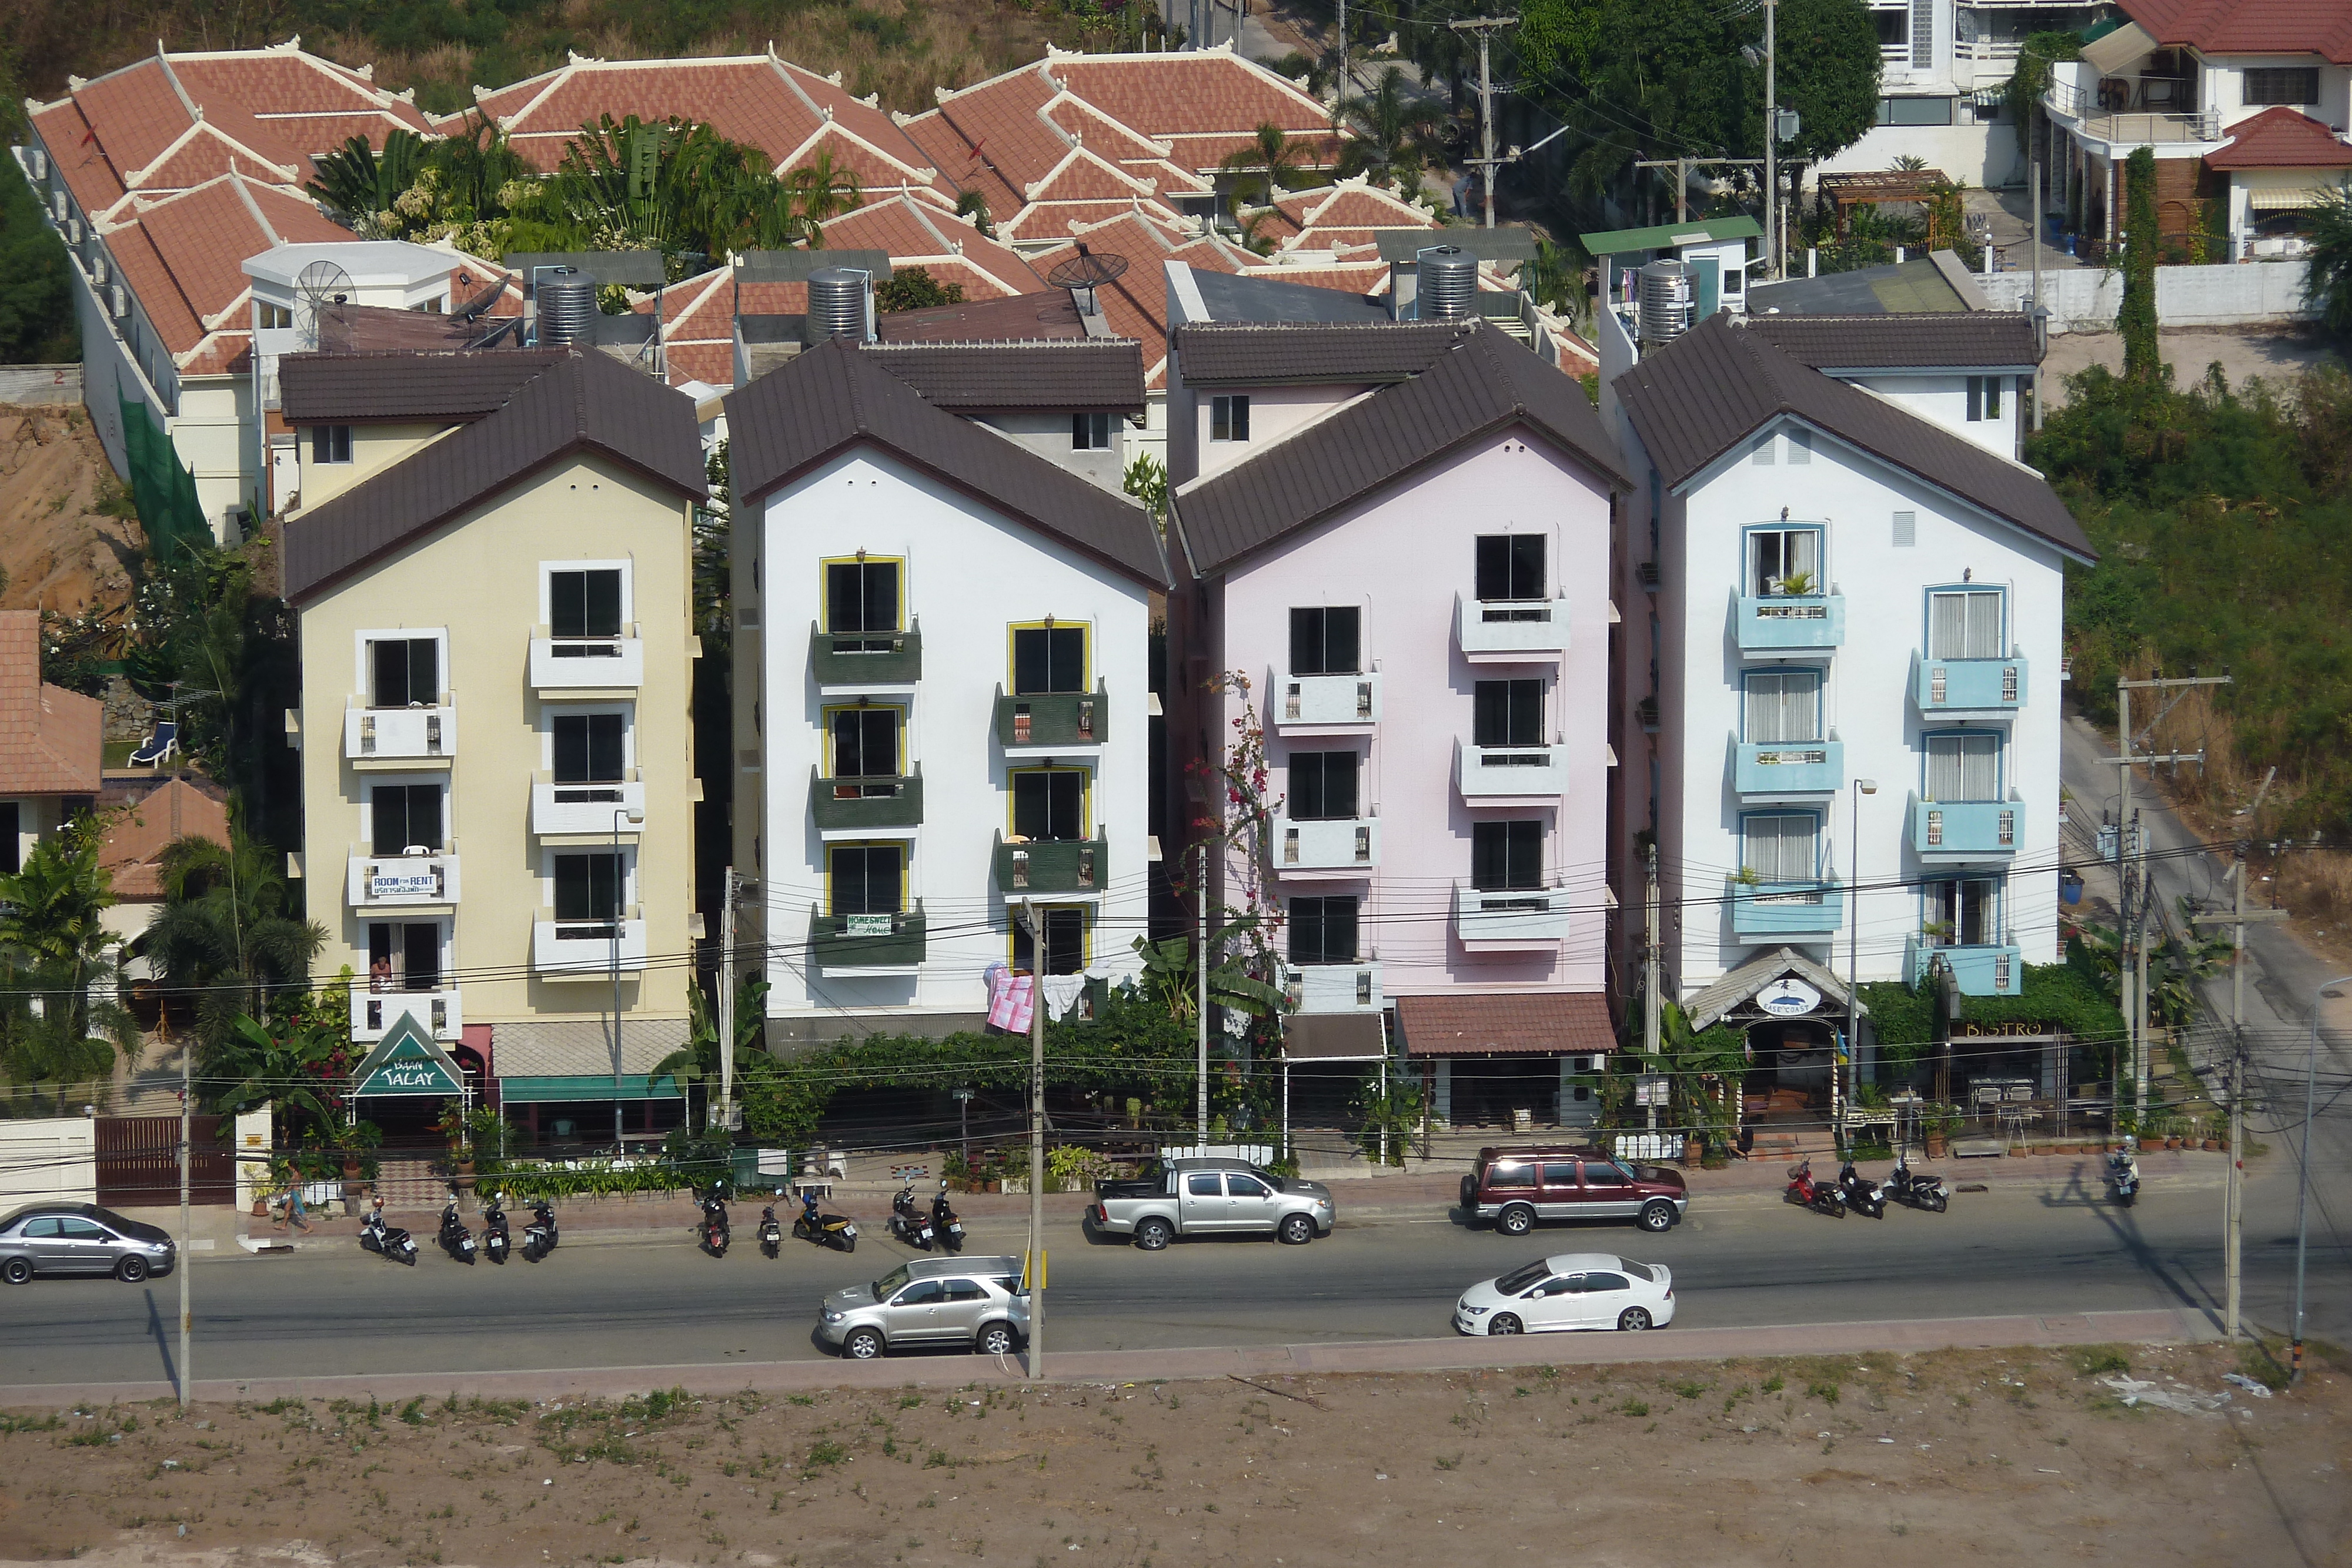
[1846,779,1878,1125]
[2292,974,2351,1383]
[612,806,644,1150]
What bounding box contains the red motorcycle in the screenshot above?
[1784,1159,1846,1218]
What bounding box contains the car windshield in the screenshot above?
[871,1265,912,1299]
[1495,1262,1551,1295]
[86,1205,134,1230]
[1609,1158,1638,1181]
[1247,1165,1285,1191]
[1619,1260,1655,1282]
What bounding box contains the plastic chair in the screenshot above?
[128,721,177,768]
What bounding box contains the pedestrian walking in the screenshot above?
[284,1182,313,1235]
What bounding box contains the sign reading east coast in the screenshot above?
[1755,978,1823,1017]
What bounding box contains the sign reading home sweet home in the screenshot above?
[351,1014,466,1097]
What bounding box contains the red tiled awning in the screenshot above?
[2206,108,2352,170]
[1394,993,1616,1058]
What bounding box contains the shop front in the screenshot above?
[1394,993,1615,1133]
[1681,948,1862,1139]
[488,1018,690,1151]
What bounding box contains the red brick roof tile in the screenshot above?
[0,613,102,798]
[2120,0,2352,63]
[1395,992,1616,1057]
[2206,105,2352,168]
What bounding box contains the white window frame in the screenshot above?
[539,559,636,636]
[544,702,638,778]
[352,628,450,706]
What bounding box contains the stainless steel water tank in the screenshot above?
[536,267,596,347]
[807,268,871,341]
[1416,246,1477,320]
[1636,259,1693,345]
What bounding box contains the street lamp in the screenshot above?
[1846,780,1878,1129]
[2292,973,2351,1383]
[612,806,644,1150]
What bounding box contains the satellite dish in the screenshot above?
[1045,250,1128,319]
[295,259,355,349]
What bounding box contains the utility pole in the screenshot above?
[1020,901,1046,1379]
[2030,135,2046,431]
[1448,17,1515,228]
[716,867,737,1134]
[1762,0,1778,281]
[178,1035,191,1410]
[1643,842,1662,1133]
[1335,0,1347,95]
[1197,841,1211,1145]
[2133,808,2151,1121]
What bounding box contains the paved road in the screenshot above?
[2,1169,2341,1390]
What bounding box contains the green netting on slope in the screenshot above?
[118,391,208,563]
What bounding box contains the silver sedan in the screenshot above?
[0,1203,179,1283]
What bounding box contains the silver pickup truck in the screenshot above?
[1085,1157,1336,1249]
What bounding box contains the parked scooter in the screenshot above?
[888,1179,926,1248]
[482,1193,512,1264]
[759,1195,784,1259]
[1838,1160,1887,1218]
[931,1181,965,1254]
[521,1199,559,1262]
[437,1194,478,1263]
[792,1189,858,1252]
[1883,1154,1950,1213]
[2108,1136,2141,1208]
[698,1183,732,1257]
[1784,1159,1847,1217]
[359,1197,418,1265]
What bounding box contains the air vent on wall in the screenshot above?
[109,284,128,319]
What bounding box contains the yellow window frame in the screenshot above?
[1005,765,1092,838]
[821,702,907,778]
[1007,904,1091,971]
[824,841,909,917]
[1005,619,1092,694]
[818,554,908,633]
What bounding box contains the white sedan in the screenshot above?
[1453,1252,1675,1335]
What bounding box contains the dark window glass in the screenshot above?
[1187,1173,1223,1196]
[1071,412,1112,450]
[370,638,437,707]
[550,570,623,639]
[1211,394,1250,442]
[1227,1175,1269,1198]
[1473,680,1544,746]
[894,1279,944,1306]
[1013,906,1085,975]
[21,1216,61,1238]
[310,424,351,463]
[830,708,898,778]
[830,845,904,916]
[826,560,900,635]
[553,713,625,783]
[0,802,17,877]
[1487,1164,1537,1192]
[1539,1161,1579,1187]
[1288,607,1361,675]
[1582,1271,1631,1293]
[2244,68,2318,105]
[369,784,443,855]
[1011,771,1084,841]
[1472,820,1544,891]
[1579,1159,1629,1189]
[941,1279,985,1302]
[1289,751,1359,820]
[553,852,622,921]
[1475,535,1546,600]
[403,922,439,989]
[1286,895,1358,965]
[1012,626,1086,694]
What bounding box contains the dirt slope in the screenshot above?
[0,404,142,616]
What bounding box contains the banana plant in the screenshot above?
[1129,932,1288,1022]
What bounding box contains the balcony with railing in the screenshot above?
[1453,881,1572,950]
[1274,817,1379,878]
[810,619,922,692]
[1912,648,2027,718]
[1731,733,1844,799]
[1272,667,1379,733]
[532,774,647,837]
[810,767,924,838]
[530,624,644,692]
[532,907,647,976]
[811,902,927,975]
[1735,593,1845,656]
[1455,590,1569,662]
[1728,878,1843,940]
[353,988,463,1043]
[2043,68,2219,145]
[1282,960,1382,1014]
[1905,932,2023,996]
[1455,736,1566,805]
[993,834,1108,898]
[1909,795,2024,862]
[344,699,457,763]
[995,683,1108,751]
[346,844,460,909]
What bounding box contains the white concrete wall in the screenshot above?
[1815,119,2021,191]
[0,1117,98,1208]
[971,410,1129,494]
[1845,371,2022,457]
[0,365,82,405]
[1978,259,2314,331]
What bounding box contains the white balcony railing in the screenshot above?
[530,629,644,691]
[1453,881,1572,948]
[1275,817,1379,875]
[1271,668,1380,731]
[530,777,648,837]
[1455,737,1567,803]
[353,988,462,1042]
[1454,590,1569,661]
[532,910,648,977]
[346,846,460,908]
[1282,961,1382,1014]
[343,701,457,761]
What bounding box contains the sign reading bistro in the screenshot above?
[1953,1019,2063,1039]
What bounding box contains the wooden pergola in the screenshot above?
[1818,169,1950,237]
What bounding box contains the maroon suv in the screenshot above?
[1461,1146,1688,1236]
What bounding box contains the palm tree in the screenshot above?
[1332,68,1443,198]
[144,817,324,1057]
[0,818,135,1104]
[783,151,865,239]
[1220,122,1308,216]
[2305,177,2352,337]
[0,817,119,976]
[305,129,428,233]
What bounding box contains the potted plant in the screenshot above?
[1923,1106,1955,1159]
[1776,569,1816,597]
[1733,866,1762,887]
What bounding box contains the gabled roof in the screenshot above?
[1175,319,1469,385]
[1739,313,2040,370]
[877,289,1087,343]
[1029,210,1254,389]
[1683,948,1860,1031]
[1036,45,1341,170]
[859,340,1145,411]
[0,613,102,798]
[283,349,706,603]
[97,777,230,901]
[2205,106,2352,169]
[280,347,572,422]
[1246,178,1443,253]
[96,173,351,372]
[2117,0,2352,63]
[1173,322,1630,576]
[818,196,1051,299]
[1613,312,2091,560]
[726,338,1167,586]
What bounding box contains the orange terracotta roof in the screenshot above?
[1252,179,1443,251]
[111,174,349,362]
[0,613,102,797]
[1033,210,1251,387]
[820,196,1049,296]
[2206,106,2352,168]
[96,778,230,900]
[1394,992,1615,1057]
[1038,46,1340,170]
[2119,0,2352,63]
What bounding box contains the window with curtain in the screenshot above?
[553,713,625,784]
[1927,589,2003,658]
[1925,731,2001,801]
[1743,670,1822,744]
[1012,626,1087,694]
[1289,751,1359,820]
[1748,528,1822,596]
[1012,770,1084,841]
[1742,813,1819,883]
[1924,877,1998,945]
[830,707,900,780]
[1289,607,1361,675]
[1474,680,1544,747]
[825,559,900,636]
[1287,896,1358,965]
[828,845,904,915]
[1472,820,1544,891]
[369,784,443,855]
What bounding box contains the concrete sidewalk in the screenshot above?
[0,1308,2211,1408]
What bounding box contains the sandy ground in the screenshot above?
[2042,326,2344,403]
[1,1340,2344,1568]
[0,405,140,617]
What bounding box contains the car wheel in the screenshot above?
[1616,1306,1652,1332]
[1496,1203,1535,1238]
[115,1256,149,1283]
[843,1328,885,1360]
[1278,1213,1314,1245]
[1135,1218,1173,1252]
[1489,1313,1523,1336]
[1638,1201,1676,1233]
[2,1257,31,1285]
[975,1322,1017,1356]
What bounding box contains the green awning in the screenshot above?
[497,1074,684,1104]
[1579,216,1762,258]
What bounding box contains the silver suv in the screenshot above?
[817,1255,1028,1360]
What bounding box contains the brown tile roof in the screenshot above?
[1174,319,1472,386]
[2205,106,2352,168]
[1172,322,1631,576]
[859,339,1145,410]
[96,777,230,900]
[727,338,1168,587]
[1738,312,2042,369]
[1030,210,1253,389]
[283,349,707,602]
[280,347,572,422]
[1614,312,2093,559]
[1249,179,1443,252]
[2119,0,2352,63]
[0,613,102,797]
[1041,47,1342,170]
[820,196,1050,298]
[1394,992,1616,1057]
[878,289,1086,342]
